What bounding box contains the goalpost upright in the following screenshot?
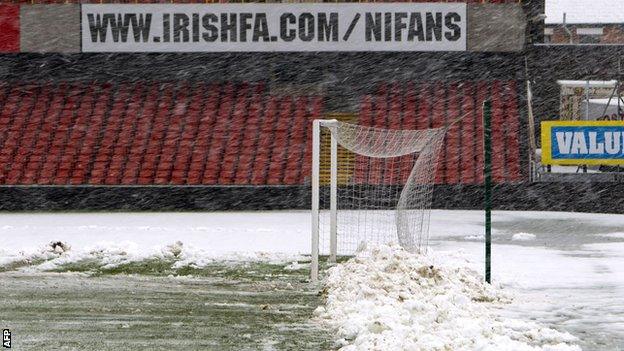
[311,119,339,283]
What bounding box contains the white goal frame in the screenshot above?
[310,118,447,282]
[310,119,339,282]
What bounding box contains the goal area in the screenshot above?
[310,119,446,281]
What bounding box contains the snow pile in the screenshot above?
[0,240,307,274]
[314,245,580,351]
[34,240,185,271]
[463,234,485,241]
[0,241,68,269]
[512,233,537,242]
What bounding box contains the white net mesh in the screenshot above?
[318,121,445,255]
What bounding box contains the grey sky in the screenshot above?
[546,0,624,24]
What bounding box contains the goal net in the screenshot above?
[310,119,446,280]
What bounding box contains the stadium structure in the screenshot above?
[2,1,624,350]
[0,0,622,216]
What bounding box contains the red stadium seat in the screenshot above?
[460,82,477,184]
[39,83,84,184]
[185,83,219,185]
[368,84,388,185]
[356,80,524,186]
[105,82,146,185]
[504,81,522,182]
[397,83,418,184]
[475,81,488,184]
[137,83,176,184]
[445,83,461,185]
[154,82,191,185]
[298,95,322,184]
[73,83,113,184]
[234,83,264,185]
[120,82,160,185]
[218,83,250,185]
[83,83,130,184]
[353,95,373,185]
[51,83,93,184]
[251,96,278,185]
[490,81,505,183]
[431,82,447,184]
[202,82,234,185]
[283,96,308,185]
[0,85,38,184]
[266,97,294,185]
[166,82,204,185]
[0,79,522,187]
[6,84,52,184]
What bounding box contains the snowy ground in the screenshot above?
[1,210,624,350]
[428,211,624,351]
[316,244,580,350]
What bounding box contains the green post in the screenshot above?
[483,100,492,284]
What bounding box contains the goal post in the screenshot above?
[311,119,338,282]
[310,119,446,282]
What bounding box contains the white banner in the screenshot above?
[81,4,466,52]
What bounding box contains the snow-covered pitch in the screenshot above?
[2,210,624,350]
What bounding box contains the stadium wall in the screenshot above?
[0,52,528,188]
[2,183,624,214]
[2,49,624,213]
[2,2,624,214]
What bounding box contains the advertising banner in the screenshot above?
[541,121,624,166]
[81,3,466,52]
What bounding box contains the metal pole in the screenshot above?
[585,80,590,120]
[619,59,622,172]
[311,120,320,282]
[483,101,492,284]
[619,58,621,119]
[329,129,338,263]
[563,13,573,44]
[601,85,616,119]
[524,57,537,181]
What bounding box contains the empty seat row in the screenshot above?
[0,80,522,186]
[0,81,322,185]
[357,80,523,185]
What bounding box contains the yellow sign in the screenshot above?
[541,120,624,166]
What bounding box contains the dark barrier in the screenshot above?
[0,186,307,211]
[1,183,623,214]
[0,51,526,112]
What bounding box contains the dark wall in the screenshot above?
[0,51,526,113]
[1,52,527,82]
[2,183,623,214]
